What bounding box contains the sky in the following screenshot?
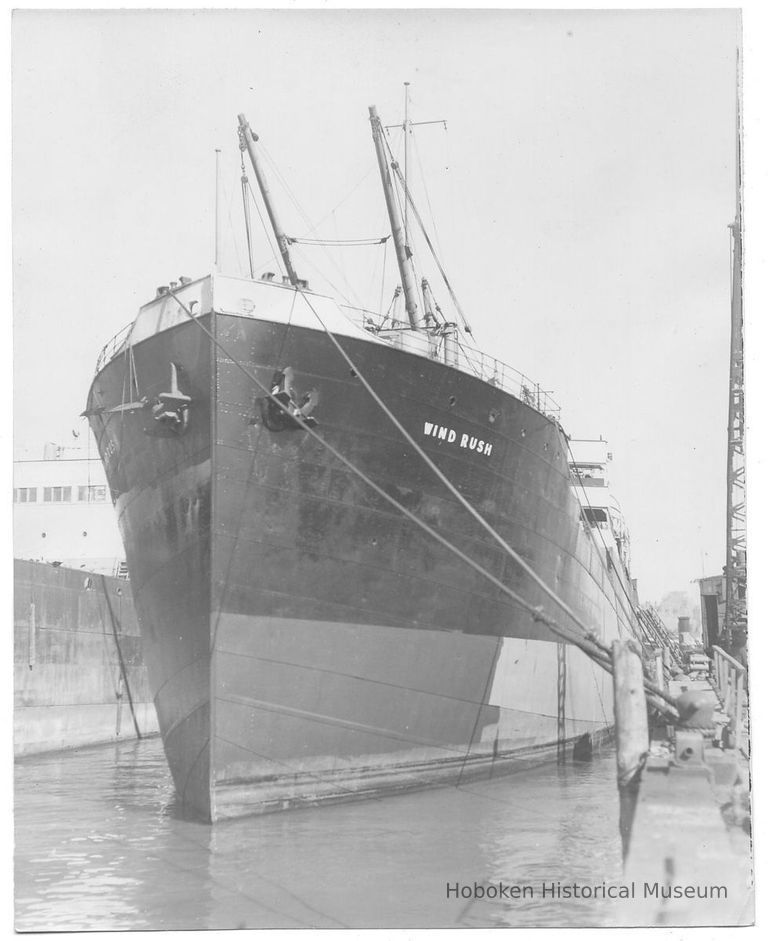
[12,7,742,604]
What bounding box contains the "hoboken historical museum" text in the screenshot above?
[445,881,728,901]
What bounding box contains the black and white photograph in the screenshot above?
[11,4,755,931]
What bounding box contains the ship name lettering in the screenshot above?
[423,422,492,457]
[423,421,456,443]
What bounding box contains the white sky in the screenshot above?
[11,7,742,605]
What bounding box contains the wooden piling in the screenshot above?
[612,639,649,859]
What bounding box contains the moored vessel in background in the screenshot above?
[13,444,155,754]
[86,103,642,821]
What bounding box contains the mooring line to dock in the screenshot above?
[292,290,680,713]
[295,291,622,639]
[100,575,142,740]
[164,290,678,719]
[165,293,613,662]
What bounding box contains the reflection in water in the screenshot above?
[15,737,623,929]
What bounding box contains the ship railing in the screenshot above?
[711,645,748,753]
[95,322,133,373]
[456,344,561,421]
[347,314,560,421]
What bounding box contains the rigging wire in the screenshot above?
[378,238,389,318]
[333,208,348,302]
[243,161,379,275]
[393,157,473,337]
[246,179,282,275]
[240,153,255,279]
[290,245,362,310]
[224,172,246,276]
[381,130,473,337]
[287,236,389,246]
[289,164,378,242]
[411,125,445,260]
[249,141,368,308]
[364,235,383,308]
[258,141,370,307]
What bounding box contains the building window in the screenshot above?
[13,487,38,503]
[78,485,107,503]
[43,486,72,503]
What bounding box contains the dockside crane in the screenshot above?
[721,53,747,668]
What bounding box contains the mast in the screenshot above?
[368,104,420,328]
[237,113,300,286]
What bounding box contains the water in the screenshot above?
[15,737,626,930]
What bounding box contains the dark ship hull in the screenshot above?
[87,281,635,821]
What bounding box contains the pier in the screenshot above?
[613,640,753,926]
[14,559,158,755]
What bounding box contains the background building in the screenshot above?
[13,442,125,575]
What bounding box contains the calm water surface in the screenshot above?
[15,737,625,930]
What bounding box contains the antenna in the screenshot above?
[404,82,410,251]
[214,148,221,271]
[383,84,447,264]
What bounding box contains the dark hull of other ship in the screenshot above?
[87,311,633,821]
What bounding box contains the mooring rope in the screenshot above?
[100,575,142,739]
[164,289,678,717]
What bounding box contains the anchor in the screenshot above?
[83,362,191,438]
[257,366,318,431]
[149,363,192,432]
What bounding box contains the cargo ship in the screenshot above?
[86,106,640,821]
